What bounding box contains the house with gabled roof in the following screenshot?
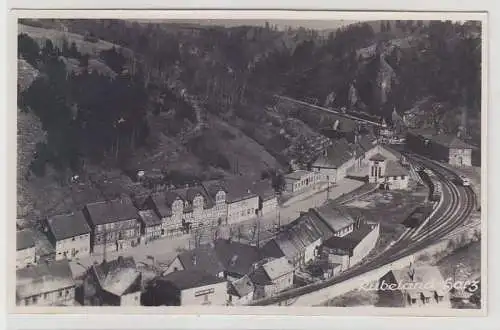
[310,138,356,184]
[16,259,76,306]
[368,152,410,190]
[46,211,91,261]
[261,210,334,268]
[407,129,473,166]
[83,198,142,253]
[249,257,294,300]
[378,265,451,308]
[80,256,142,306]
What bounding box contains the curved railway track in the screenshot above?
[251,153,478,306]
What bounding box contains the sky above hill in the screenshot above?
[134,19,360,31]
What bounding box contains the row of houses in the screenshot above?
[284,135,412,192]
[16,178,278,269]
[141,202,381,306]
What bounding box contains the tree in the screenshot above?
[69,41,80,59]
[18,33,40,66]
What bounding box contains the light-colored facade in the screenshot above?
[16,246,35,270]
[120,291,142,306]
[16,230,36,269]
[261,196,278,216]
[368,154,410,190]
[323,223,380,271]
[16,259,76,306]
[54,233,91,261]
[449,147,472,167]
[284,170,323,193]
[179,281,229,306]
[227,195,259,225]
[17,285,75,307]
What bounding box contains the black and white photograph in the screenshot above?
[12,11,485,314]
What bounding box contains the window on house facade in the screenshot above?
[401,175,405,180]
[378,167,382,176]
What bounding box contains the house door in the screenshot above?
[457,156,463,166]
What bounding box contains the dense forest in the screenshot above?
[18,19,482,179]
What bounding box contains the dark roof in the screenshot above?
[159,269,226,290]
[369,153,386,161]
[251,180,276,201]
[16,229,35,251]
[17,260,75,298]
[147,193,173,218]
[47,211,91,241]
[84,198,138,226]
[323,224,375,252]
[409,130,473,149]
[201,180,227,200]
[284,170,311,180]
[176,246,225,276]
[311,202,358,232]
[138,209,163,227]
[222,178,258,203]
[358,135,378,152]
[248,266,273,286]
[312,138,353,169]
[264,211,334,261]
[383,161,409,177]
[229,275,255,297]
[214,239,262,277]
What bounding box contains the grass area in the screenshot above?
[436,240,481,283]
[19,23,133,58]
[343,187,429,256]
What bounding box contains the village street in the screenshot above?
[69,178,365,277]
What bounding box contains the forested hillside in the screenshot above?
[17,18,482,219]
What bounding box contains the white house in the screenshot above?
[311,138,355,184]
[249,257,295,299]
[47,211,91,261]
[368,153,410,190]
[283,170,322,193]
[322,223,380,271]
[223,180,260,225]
[16,259,76,306]
[16,229,36,269]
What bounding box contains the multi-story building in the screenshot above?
[16,229,36,269]
[250,180,278,216]
[144,186,214,235]
[311,138,355,184]
[16,259,76,306]
[137,209,163,243]
[83,198,142,253]
[46,211,91,261]
[202,181,228,225]
[283,170,323,193]
[223,180,259,225]
[261,211,333,268]
[368,153,410,190]
[321,223,380,271]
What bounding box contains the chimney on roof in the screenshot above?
[192,254,197,266]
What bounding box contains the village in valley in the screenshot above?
[16,19,482,309]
